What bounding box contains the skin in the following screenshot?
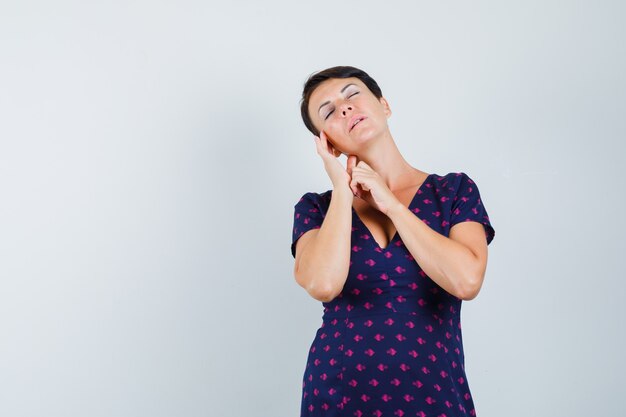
[293,77,489,302]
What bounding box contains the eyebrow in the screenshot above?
[317,83,357,114]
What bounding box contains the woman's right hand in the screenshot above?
[313,130,353,191]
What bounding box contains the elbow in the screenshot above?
[457,274,484,301]
[307,282,340,303]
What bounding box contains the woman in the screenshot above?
[291,66,495,417]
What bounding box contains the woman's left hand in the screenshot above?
[347,158,399,216]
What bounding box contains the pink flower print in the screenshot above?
[321,402,330,410]
[416,412,426,417]
[360,394,371,402]
[396,295,406,303]
[440,370,448,378]
[356,273,368,281]
[320,373,328,380]
[433,383,442,392]
[369,378,379,387]
[313,388,319,396]
[458,376,465,384]
[374,334,385,341]
[314,358,321,366]
[390,378,401,386]
[352,245,363,252]
[365,259,376,266]
[373,410,383,417]
[418,299,427,307]
[408,282,418,290]
[372,287,383,295]
[384,318,395,326]
[329,358,338,366]
[412,379,423,388]
[348,379,358,387]
[421,366,430,374]
[384,251,393,258]
[380,273,389,280]
[417,337,426,345]
[390,279,397,286]
[353,334,364,342]
[464,393,471,400]
[428,353,437,362]
[363,319,374,327]
[395,266,406,274]
[381,393,393,402]
[334,331,341,338]
[425,324,434,332]
[356,363,366,371]
[364,302,374,310]
[350,288,361,295]
[445,400,453,408]
[399,363,411,371]
[425,396,436,405]
[394,409,405,417]
[408,350,418,358]
[364,348,375,357]
[387,348,397,356]
[328,387,336,395]
[345,349,354,357]
[403,394,415,402]
[395,333,407,341]
[405,321,415,328]
[377,363,389,371]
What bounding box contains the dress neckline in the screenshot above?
[351,173,435,251]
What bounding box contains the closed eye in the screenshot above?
[324,92,359,120]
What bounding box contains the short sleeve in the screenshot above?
[450,173,495,245]
[291,192,325,258]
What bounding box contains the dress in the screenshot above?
[290,172,495,417]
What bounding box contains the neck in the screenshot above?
[355,131,425,190]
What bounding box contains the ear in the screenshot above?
[379,96,392,118]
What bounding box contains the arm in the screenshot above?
[293,186,354,302]
[386,202,489,300]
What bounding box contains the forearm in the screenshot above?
[387,202,480,300]
[298,187,353,300]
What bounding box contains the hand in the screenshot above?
[313,130,351,189]
[346,158,399,215]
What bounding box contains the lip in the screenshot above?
[349,115,367,132]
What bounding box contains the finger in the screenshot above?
[346,155,357,174]
[357,160,371,169]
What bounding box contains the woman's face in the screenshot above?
[308,77,391,155]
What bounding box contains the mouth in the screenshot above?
[349,116,367,132]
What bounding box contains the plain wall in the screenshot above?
[1,1,624,416]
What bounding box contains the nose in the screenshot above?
[341,104,353,117]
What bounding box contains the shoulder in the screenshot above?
[430,171,470,194]
[294,189,333,212]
